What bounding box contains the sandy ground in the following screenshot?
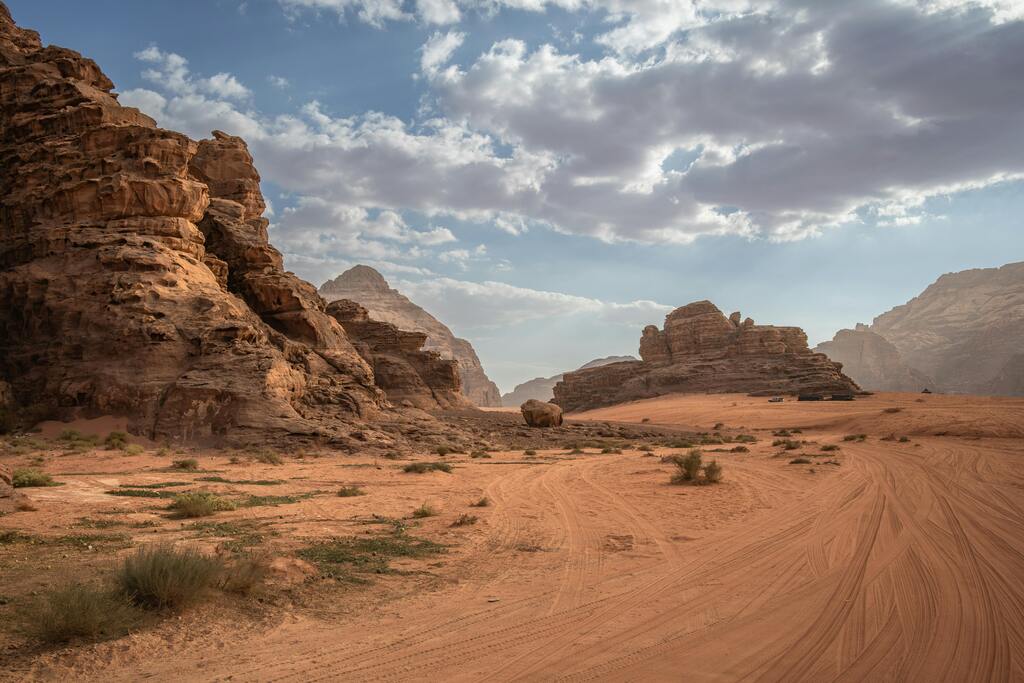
[2,392,1023,681]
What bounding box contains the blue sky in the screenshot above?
[9,0,1023,392]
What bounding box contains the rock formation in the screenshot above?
[553,301,858,411]
[0,4,463,444]
[326,299,467,410]
[320,266,502,406]
[501,356,637,405]
[868,261,1024,395]
[520,399,563,428]
[814,324,933,392]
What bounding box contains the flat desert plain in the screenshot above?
[2,392,1023,681]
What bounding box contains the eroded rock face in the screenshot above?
[521,399,563,428]
[326,299,468,410]
[553,301,858,411]
[0,4,403,442]
[320,266,502,406]
[501,356,637,405]
[815,324,933,393]
[869,261,1024,396]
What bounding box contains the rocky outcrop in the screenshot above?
[869,262,1024,395]
[553,301,858,411]
[815,324,933,392]
[326,299,467,410]
[520,399,563,428]
[0,5,477,444]
[320,266,502,406]
[501,356,637,405]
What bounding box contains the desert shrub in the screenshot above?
[104,431,128,450]
[403,461,452,474]
[470,450,491,459]
[641,417,650,423]
[171,458,199,471]
[702,460,724,484]
[26,582,138,643]
[118,545,222,609]
[735,434,757,443]
[772,439,801,450]
[381,450,402,460]
[730,446,749,453]
[470,496,491,507]
[883,407,903,414]
[638,445,653,452]
[821,444,840,452]
[228,456,244,464]
[670,450,703,484]
[899,436,911,443]
[169,492,236,518]
[254,450,283,465]
[773,429,791,437]
[524,449,537,456]
[842,434,867,442]
[124,443,145,456]
[789,457,812,464]
[600,447,622,454]
[451,514,478,527]
[219,554,267,595]
[337,486,367,497]
[411,502,438,518]
[435,445,451,456]
[791,428,803,434]
[713,422,724,430]
[12,468,58,488]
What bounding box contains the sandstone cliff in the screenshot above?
[869,261,1024,396]
[326,299,468,410]
[553,301,858,411]
[814,324,933,392]
[501,356,637,405]
[0,5,460,444]
[320,266,502,406]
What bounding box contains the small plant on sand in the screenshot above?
[403,461,452,474]
[25,582,139,643]
[171,458,199,471]
[524,449,537,456]
[730,446,749,453]
[702,460,724,484]
[883,407,903,414]
[117,545,222,609]
[637,445,653,452]
[104,431,128,450]
[671,450,704,484]
[12,468,59,488]
[435,445,451,456]
[843,434,867,442]
[337,485,367,497]
[470,450,491,459]
[773,429,791,437]
[899,436,911,443]
[600,447,623,454]
[821,444,840,452]
[411,502,438,518]
[470,496,491,507]
[568,447,585,455]
[735,434,758,443]
[772,439,802,450]
[169,492,236,518]
[254,450,283,465]
[451,514,478,527]
[789,457,812,464]
[123,443,144,456]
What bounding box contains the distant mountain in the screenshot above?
[817,261,1024,395]
[320,266,502,406]
[501,356,637,406]
[814,325,933,392]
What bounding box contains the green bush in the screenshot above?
[730,446,749,453]
[735,434,757,443]
[671,450,703,484]
[169,492,236,518]
[26,582,138,643]
[842,434,867,442]
[123,443,145,456]
[821,444,840,452]
[703,460,724,484]
[171,458,199,471]
[899,436,911,443]
[403,461,452,474]
[523,449,537,456]
[411,502,438,518]
[789,457,812,464]
[12,468,57,488]
[337,485,367,497]
[254,450,283,465]
[772,439,801,450]
[104,431,128,450]
[435,445,451,456]
[118,545,222,609]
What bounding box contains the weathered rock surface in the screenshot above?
[815,324,933,392]
[326,299,468,410]
[0,462,28,513]
[0,5,475,443]
[553,301,858,411]
[869,261,1024,395]
[320,266,502,406]
[520,399,563,428]
[501,356,637,405]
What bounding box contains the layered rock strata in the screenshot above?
[553,301,858,411]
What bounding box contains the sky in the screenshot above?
[9,0,1023,392]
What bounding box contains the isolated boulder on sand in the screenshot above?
[521,400,563,428]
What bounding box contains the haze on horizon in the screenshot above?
[11,0,1023,392]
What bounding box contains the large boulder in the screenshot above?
[521,399,563,428]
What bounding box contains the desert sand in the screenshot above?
[2,392,1023,681]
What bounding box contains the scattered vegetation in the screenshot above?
[883,407,903,414]
[843,434,867,442]
[117,545,222,609]
[104,431,128,450]
[600,446,623,454]
[703,460,723,484]
[435,445,452,456]
[337,485,367,497]
[171,458,199,471]
[470,496,491,508]
[106,488,179,499]
[123,443,145,456]
[568,448,585,455]
[298,531,444,580]
[637,444,653,452]
[735,434,757,443]
[789,457,813,464]
[57,430,101,452]
[470,450,491,459]
[25,582,139,644]
[523,449,537,456]
[669,450,723,485]
[899,436,911,443]
[730,446,749,453]
[169,492,236,518]
[772,439,802,450]
[451,514,478,527]
[821,444,841,452]
[411,502,438,518]
[196,476,283,486]
[237,493,315,508]
[11,468,59,488]
[403,461,452,474]
[253,450,283,465]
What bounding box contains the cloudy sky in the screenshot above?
[11,0,1023,392]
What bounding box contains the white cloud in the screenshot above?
[203,72,251,100]
[417,0,461,24]
[268,75,291,88]
[420,30,464,75]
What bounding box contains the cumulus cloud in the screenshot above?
[420,30,464,75]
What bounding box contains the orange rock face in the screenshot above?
[0,4,468,443]
[553,301,859,411]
